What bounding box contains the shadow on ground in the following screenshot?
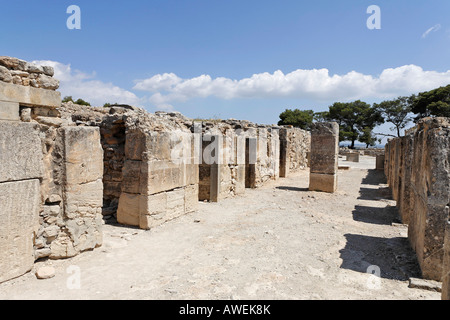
[339,234,421,281]
[276,186,309,192]
[361,169,387,186]
[352,205,399,225]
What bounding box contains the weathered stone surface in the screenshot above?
[0,100,19,121]
[185,184,199,213]
[37,74,59,90]
[408,277,442,292]
[0,81,61,108]
[309,173,337,193]
[35,266,55,280]
[0,66,12,83]
[117,192,141,227]
[45,126,105,259]
[310,122,339,175]
[140,160,187,195]
[0,179,40,283]
[376,155,385,171]
[0,121,44,183]
[63,127,104,185]
[442,220,450,300]
[346,153,359,162]
[309,122,339,193]
[0,56,20,69]
[386,118,450,281]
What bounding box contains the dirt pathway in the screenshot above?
[0,156,440,300]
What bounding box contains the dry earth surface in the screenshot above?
[0,156,441,300]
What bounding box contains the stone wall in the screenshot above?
[0,56,312,284]
[385,118,450,283]
[279,127,310,177]
[0,56,59,90]
[0,122,43,283]
[116,111,199,229]
[0,58,105,282]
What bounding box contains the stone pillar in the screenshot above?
[376,154,385,171]
[0,122,43,283]
[118,130,198,230]
[279,128,289,178]
[346,152,359,162]
[408,118,450,280]
[49,127,104,259]
[309,122,339,193]
[443,219,450,300]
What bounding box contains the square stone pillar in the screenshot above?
[443,220,450,300]
[309,122,339,193]
[346,152,359,162]
[0,122,43,283]
[376,154,385,171]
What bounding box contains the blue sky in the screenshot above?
[2,0,450,140]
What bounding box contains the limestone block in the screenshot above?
[235,165,246,195]
[443,221,450,300]
[184,163,199,186]
[310,122,339,175]
[185,184,199,213]
[376,155,385,171]
[166,188,186,220]
[140,160,185,195]
[309,122,339,193]
[117,192,141,227]
[0,81,61,108]
[0,100,19,121]
[309,173,337,193]
[0,121,44,183]
[121,160,142,194]
[64,179,103,219]
[63,126,103,185]
[125,130,146,161]
[346,153,360,162]
[140,192,167,217]
[0,179,40,283]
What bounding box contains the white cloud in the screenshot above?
[422,24,441,38]
[133,65,450,106]
[33,60,142,107]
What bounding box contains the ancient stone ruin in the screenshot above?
[1,56,449,300]
[385,117,450,299]
[309,122,339,193]
[0,56,311,284]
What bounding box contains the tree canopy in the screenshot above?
[374,96,412,137]
[410,84,450,119]
[62,96,91,106]
[278,109,315,130]
[326,100,384,148]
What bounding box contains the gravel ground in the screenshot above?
[0,156,441,300]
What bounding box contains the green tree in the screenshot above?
[62,96,91,106]
[313,111,330,122]
[359,126,378,148]
[374,96,412,137]
[62,96,74,103]
[74,98,91,106]
[410,84,450,119]
[278,109,315,130]
[327,100,384,148]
